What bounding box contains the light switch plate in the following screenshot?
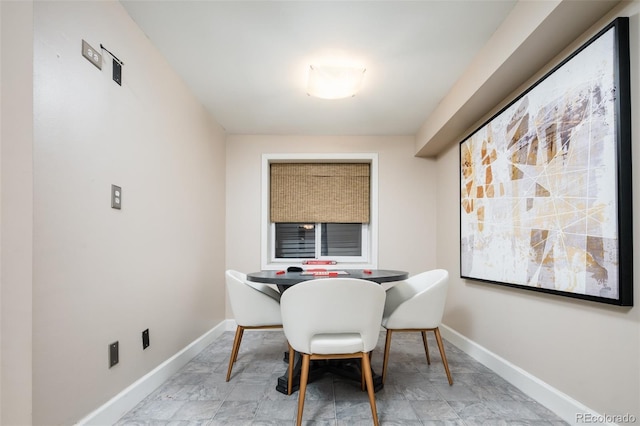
[111,185,122,210]
[113,59,122,85]
[82,40,102,70]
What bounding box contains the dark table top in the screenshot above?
[246,269,408,286]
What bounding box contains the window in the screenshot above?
[261,154,378,269]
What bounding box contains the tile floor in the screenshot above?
[116,330,568,425]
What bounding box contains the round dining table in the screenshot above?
[246,268,409,395]
[246,268,408,292]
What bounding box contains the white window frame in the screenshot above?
[261,153,378,270]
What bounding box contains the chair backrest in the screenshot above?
[225,269,282,327]
[383,269,449,329]
[280,278,386,354]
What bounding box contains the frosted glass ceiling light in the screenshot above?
[307,65,366,99]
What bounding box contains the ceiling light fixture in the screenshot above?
[307,65,366,99]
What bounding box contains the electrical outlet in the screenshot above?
[109,341,119,368]
[82,40,102,70]
[111,185,122,210]
[142,329,150,350]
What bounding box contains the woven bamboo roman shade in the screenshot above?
[270,163,370,223]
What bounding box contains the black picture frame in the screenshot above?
[459,17,632,306]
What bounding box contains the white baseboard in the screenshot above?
[76,320,231,426]
[440,325,611,426]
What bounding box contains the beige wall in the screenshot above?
[29,1,226,424]
[225,134,437,316]
[1,1,34,424]
[434,1,640,419]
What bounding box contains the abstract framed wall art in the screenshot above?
[459,18,632,306]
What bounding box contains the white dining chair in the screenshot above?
[281,277,386,426]
[381,269,453,385]
[225,269,283,382]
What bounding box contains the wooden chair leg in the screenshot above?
[287,343,295,395]
[361,352,380,426]
[364,350,373,388]
[360,356,365,391]
[226,326,245,382]
[381,329,393,384]
[233,327,245,363]
[421,330,431,365]
[434,327,453,385]
[296,354,310,426]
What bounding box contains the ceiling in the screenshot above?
[120,0,518,136]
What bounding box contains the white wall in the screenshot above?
[435,1,640,420]
[1,1,34,424]
[31,1,226,424]
[225,134,437,316]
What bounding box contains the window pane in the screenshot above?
[275,223,315,258]
[321,223,362,256]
